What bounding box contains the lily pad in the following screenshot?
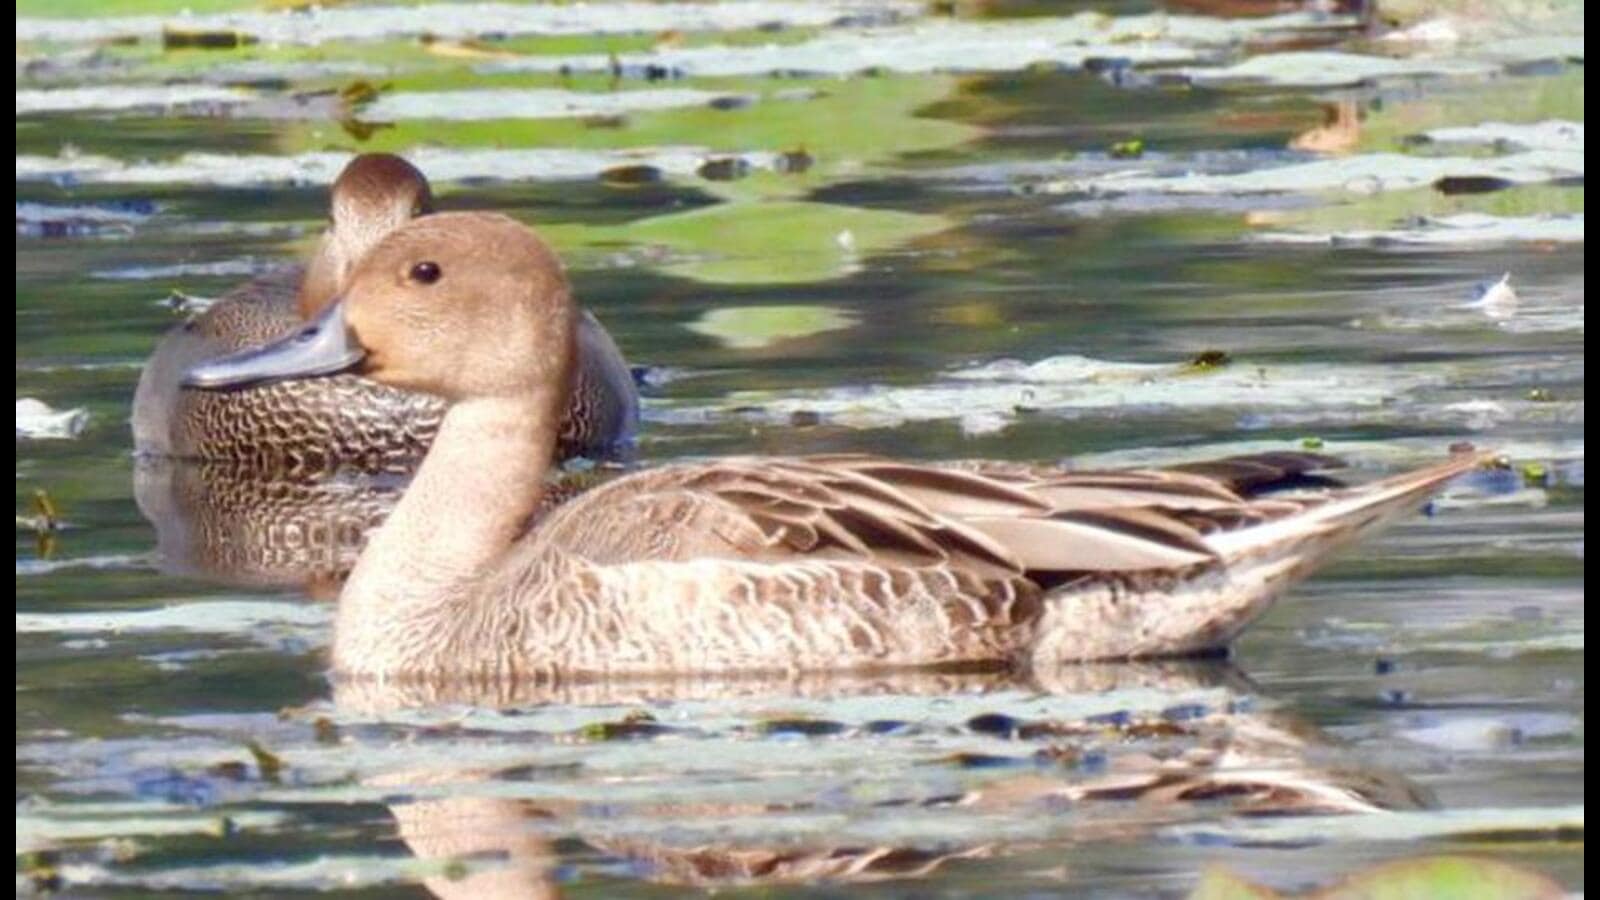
[1249,212,1585,248]
[291,73,979,192]
[1166,804,1583,846]
[614,200,947,284]
[16,85,251,115]
[1044,150,1581,198]
[358,87,750,122]
[687,304,859,349]
[472,12,1354,78]
[16,200,157,238]
[1178,50,1498,88]
[16,1,908,45]
[1422,120,1583,154]
[655,353,1442,430]
[15,147,780,187]
[15,599,330,639]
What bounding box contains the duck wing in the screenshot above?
[533,456,1226,578]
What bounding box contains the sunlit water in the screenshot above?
[16,0,1583,895]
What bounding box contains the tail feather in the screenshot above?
[1205,450,1493,562]
[1165,451,1347,496]
[1026,450,1496,664]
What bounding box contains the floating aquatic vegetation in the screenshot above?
[1060,192,1317,218]
[17,852,465,894]
[16,200,156,238]
[577,711,681,741]
[1377,17,1467,45]
[1182,349,1232,372]
[244,741,284,783]
[16,554,149,577]
[14,599,330,638]
[476,11,1359,79]
[1398,713,1577,752]
[160,27,257,51]
[688,304,860,349]
[1109,138,1146,160]
[1420,120,1584,153]
[17,804,289,854]
[1042,150,1582,198]
[1345,68,1585,157]
[1168,804,1583,847]
[20,488,64,560]
[17,488,62,534]
[358,87,754,122]
[1376,0,1584,40]
[16,398,89,440]
[280,73,973,196]
[960,411,1010,437]
[698,156,753,181]
[15,85,252,115]
[92,258,272,280]
[1175,50,1499,88]
[16,1,914,46]
[17,147,780,188]
[615,200,946,284]
[656,353,1443,431]
[1250,213,1584,247]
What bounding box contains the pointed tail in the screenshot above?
[1206,449,1496,564]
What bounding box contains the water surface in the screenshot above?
[16,0,1584,895]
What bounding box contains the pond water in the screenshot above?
[16,0,1584,896]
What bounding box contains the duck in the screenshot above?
[132,452,621,591]
[183,212,1492,682]
[132,154,637,474]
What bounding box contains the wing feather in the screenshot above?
[534,452,1355,582]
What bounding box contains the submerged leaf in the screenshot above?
[688,305,858,350]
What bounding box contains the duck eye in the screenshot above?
[409,261,442,284]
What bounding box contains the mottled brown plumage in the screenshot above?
[132,154,637,474]
[184,212,1491,684]
[133,456,621,589]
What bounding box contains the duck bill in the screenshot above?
[183,298,366,390]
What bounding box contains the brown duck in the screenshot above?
[132,154,637,473]
[185,212,1492,681]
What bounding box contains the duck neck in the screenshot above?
[296,232,342,319]
[333,390,559,676]
[297,223,392,319]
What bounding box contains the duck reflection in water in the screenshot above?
[324,663,1431,898]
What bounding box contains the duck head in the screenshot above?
[297,153,436,318]
[189,213,577,403]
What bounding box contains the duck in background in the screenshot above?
[132,154,637,475]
